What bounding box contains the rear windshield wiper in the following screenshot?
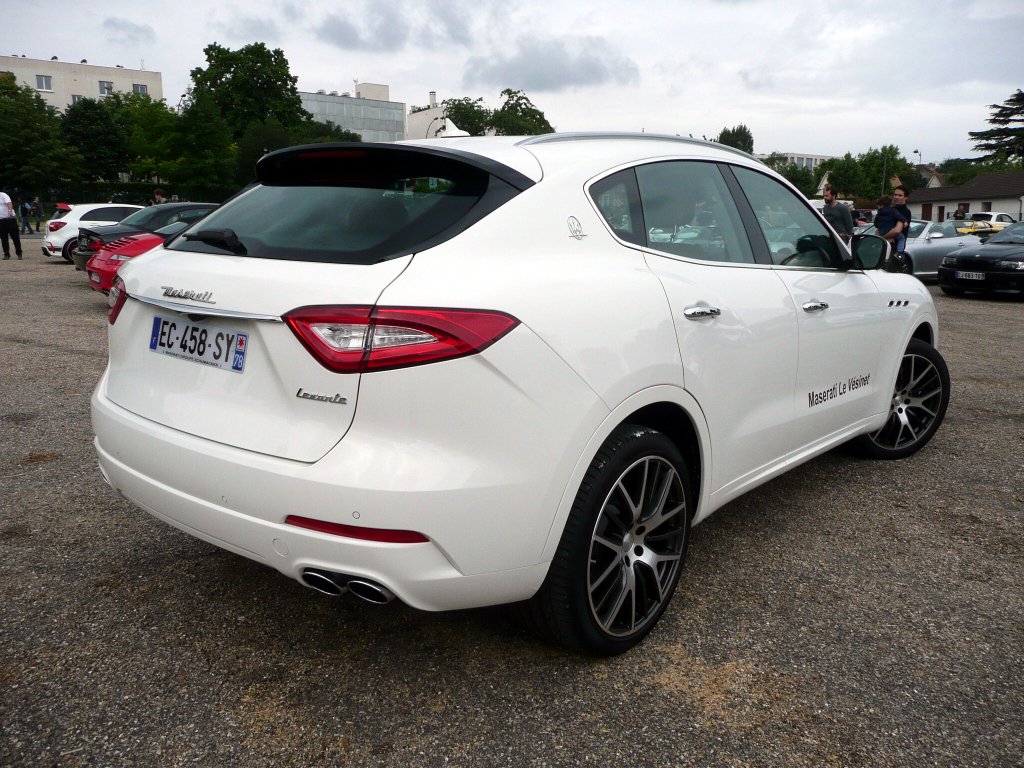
[183,228,247,254]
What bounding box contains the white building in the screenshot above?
[300,83,405,142]
[1,55,163,111]
[405,91,471,140]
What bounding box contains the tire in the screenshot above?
[850,339,950,459]
[60,238,76,264]
[940,286,964,296]
[521,425,692,655]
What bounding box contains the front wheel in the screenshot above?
[850,339,949,459]
[521,425,692,655]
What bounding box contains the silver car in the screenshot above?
[861,219,983,279]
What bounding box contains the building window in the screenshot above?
[99,80,113,96]
[132,83,148,95]
[36,74,52,91]
[71,94,84,104]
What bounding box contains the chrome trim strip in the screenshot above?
[130,294,283,322]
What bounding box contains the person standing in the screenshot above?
[31,197,43,232]
[952,203,967,220]
[0,189,24,259]
[892,185,913,253]
[821,185,854,242]
[19,196,33,234]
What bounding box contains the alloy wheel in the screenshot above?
[869,351,945,450]
[587,456,687,637]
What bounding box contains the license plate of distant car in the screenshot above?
[955,271,984,280]
[148,316,248,373]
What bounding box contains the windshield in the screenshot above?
[118,206,170,228]
[985,222,1024,244]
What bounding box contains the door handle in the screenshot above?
[802,301,829,313]
[683,305,721,320]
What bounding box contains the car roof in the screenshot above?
[398,132,766,183]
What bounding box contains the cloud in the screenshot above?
[230,16,282,41]
[463,36,639,92]
[316,6,410,52]
[415,0,474,47]
[101,18,156,46]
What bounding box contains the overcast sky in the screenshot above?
[8,0,1024,162]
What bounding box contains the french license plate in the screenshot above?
[149,316,249,373]
[955,271,984,280]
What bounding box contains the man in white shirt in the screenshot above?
[0,190,24,259]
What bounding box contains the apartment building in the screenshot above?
[1,54,163,111]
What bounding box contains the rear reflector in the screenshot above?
[284,305,519,373]
[108,276,128,324]
[285,515,429,544]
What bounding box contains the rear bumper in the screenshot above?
[91,334,604,609]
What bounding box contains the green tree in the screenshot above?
[102,91,179,182]
[716,124,754,154]
[0,74,78,192]
[817,153,864,198]
[189,42,307,140]
[760,153,815,196]
[858,145,911,198]
[290,117,362,145]
[489,89,553,136]
[62,98,129,182]
[441,97,491,137]
[163,92,235,194]
[968,89,1024,162]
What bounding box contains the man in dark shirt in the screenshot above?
[821,185,854,242]
[892,186,913,253]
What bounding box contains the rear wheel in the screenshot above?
[60,238,76,263]
[850,339,949,459]
[940,286,964,296]
[522,425,691,655]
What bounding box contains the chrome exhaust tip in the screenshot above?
[346,579,395,605]
[301,568,348,597]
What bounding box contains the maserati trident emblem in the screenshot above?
[161,286,216,304]
[567,216,586,240]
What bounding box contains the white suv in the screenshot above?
[43,203,141,262]
[92,134,950,654]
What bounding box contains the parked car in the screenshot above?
[938,220,1024,296]
[950,219,999,238]
[42,203,142,263]
[85,221,190,294]
[73,202,218,271]
[92,135,950,655]
[966,211,1017,230]
[859,219,984,278]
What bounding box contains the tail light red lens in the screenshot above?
[108,276,128,325]
[89,240,103,252]
[48,221,67,231]
[284,306,519,373]
[285,515,428,544]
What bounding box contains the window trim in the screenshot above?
[98,80,114,96]
[35,74,53,91]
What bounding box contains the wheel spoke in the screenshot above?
[592,534,620,554]
[589,557,622,594]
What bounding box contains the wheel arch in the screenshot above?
[911,320,934,346]
[540,386,709,564]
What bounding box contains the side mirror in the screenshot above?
[850,233,891,270]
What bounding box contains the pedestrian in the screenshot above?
[151,188,167,205]
[873,195,907,247]
[951,203,967,220]
[892,185,913,253]
[821,185,854,242]
[0,189,24,259]
[31,197,43,232]
[19,196,33,235]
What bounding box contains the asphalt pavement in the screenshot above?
[1,257,1021,767]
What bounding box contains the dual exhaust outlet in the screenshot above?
[301,567,396,605]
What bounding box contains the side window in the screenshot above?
[731,166,842,268]
[92,207,136,222]
[634,161,755,264]
[589,170,644,246]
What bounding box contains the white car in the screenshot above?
[966,211,1017,230]
[92,134,950,655]
[43,203,142,262]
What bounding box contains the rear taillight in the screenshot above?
[90,240,103,252]
[48,221,67,231]
[108,276,128,324]
[284,306,519,373]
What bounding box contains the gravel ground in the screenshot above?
[2,250,1022,768]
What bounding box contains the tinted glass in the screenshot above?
[90,207,138,222]
[169,162,499,264]
[731,167,841,268]
[986,222,1024,243]
[590,169,644,245]
[906,221,926,239]
[634,162,754,263]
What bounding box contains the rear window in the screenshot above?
[167,145,528,264]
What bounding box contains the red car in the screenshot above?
[86,222,187,293]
